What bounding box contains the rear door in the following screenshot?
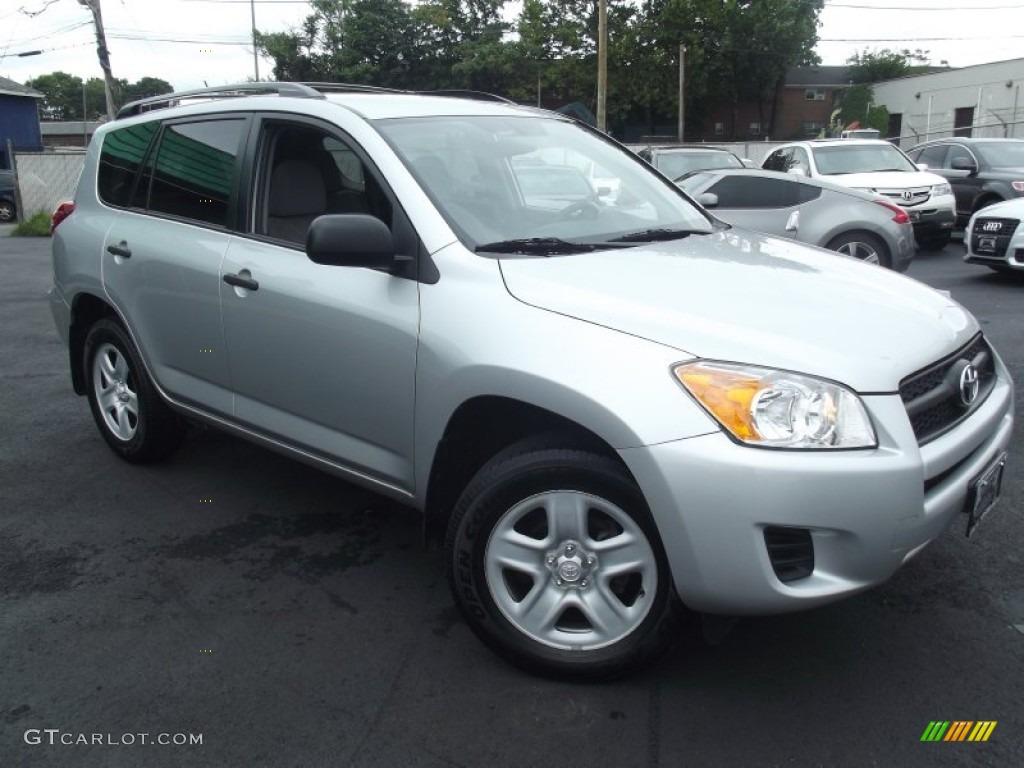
[101,116,249,415]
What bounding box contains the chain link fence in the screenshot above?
[11,148,86,221]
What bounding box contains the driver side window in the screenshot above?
[256,123,392,246]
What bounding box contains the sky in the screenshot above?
[0,0,1023,96]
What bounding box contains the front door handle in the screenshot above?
[223,272,259,291]
[106,242,131,258]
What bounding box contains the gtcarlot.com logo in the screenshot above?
[24,729,203,747]
[921,721,997,742]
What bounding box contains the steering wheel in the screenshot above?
[557,199,601,221]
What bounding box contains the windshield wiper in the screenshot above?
[475,237,597,255]
[606,227,711,243]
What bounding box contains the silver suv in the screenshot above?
[49,83,1014,680]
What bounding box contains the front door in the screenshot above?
[220,118,419,492]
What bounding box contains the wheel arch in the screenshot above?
[69,292,119,395]
[972,190,1004,213]
[423,395,632,545]
[824,227,891,266]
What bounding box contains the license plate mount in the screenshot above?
[965,452,1007,538]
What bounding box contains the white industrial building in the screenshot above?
[870,58,1024,148]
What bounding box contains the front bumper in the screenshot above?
[620,358,1014,615]
[909,198,956,237]
[964,218,1024,270]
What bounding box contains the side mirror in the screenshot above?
[788,167,807,177]
[915,163,929,171]
[697,192,719,208]
[951,157,978,174]
[306,214,395,269]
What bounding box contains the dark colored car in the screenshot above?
[906,138,1024,227]
[637,145,746,180]
[0,169,16,223]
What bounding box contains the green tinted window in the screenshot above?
[97,122,158,207]
[148,120,244,227]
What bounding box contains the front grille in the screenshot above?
[899,334,996,444]
[878,187,931,207]
[970,217,1019,259]
[764,527,814,583]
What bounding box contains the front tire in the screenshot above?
[446,436,679,680]
[83,319,184,463]
[915,231,951,251]
[0,200,15,223]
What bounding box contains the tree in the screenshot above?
[26,71,84,121]
[846,48,931,84]
[27,72,175,121]
[833,84,889,134]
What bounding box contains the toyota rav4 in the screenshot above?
[49,84,1013,680]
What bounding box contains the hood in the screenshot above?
[822,170,946,190]
[499,230,978,392]
[971,197,1024,220]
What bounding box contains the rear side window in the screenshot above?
[97,122,158,207]
[707,176,800,208]
[148,119,245,228]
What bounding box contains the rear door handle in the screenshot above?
[106,242,131,258]
[223,272,259,291]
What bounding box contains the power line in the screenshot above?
[821,36,1024,42]
[827,2,1024,8]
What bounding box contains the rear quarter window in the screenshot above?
[97,122,159,207]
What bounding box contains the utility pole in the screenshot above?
[677,43,686,143]
[250,0,260,81]
[77,0,117,120]
[597,0,607,133]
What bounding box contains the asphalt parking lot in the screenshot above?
[1,233,1022,767]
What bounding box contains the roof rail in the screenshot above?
[114,81,516,121]
[115,82,324,119]
[420,89,514,104]
[300,81,410,95]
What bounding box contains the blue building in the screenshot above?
[0,75,44,169]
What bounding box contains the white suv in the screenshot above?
[49,84,1012,680]
[763,139,957,250]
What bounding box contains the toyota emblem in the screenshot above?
[901,190,914,201]
[959,363,980,406]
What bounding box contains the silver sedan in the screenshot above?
[678,168,916,271]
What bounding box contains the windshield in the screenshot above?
[375,115,713,251]
[812,143,917,175]
[975,142,1024,168]
[656,151,743,180]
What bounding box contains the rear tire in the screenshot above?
[446,435,680,680]
[827,231,891,268]
[0,200,14,223]
[83,319,184,463]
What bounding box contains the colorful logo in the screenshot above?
[921,721,996,742]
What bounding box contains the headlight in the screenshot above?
[674,361,877,449]
[1012,181,1024,192]
[932,183,952,197]
[852,187,877,194]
